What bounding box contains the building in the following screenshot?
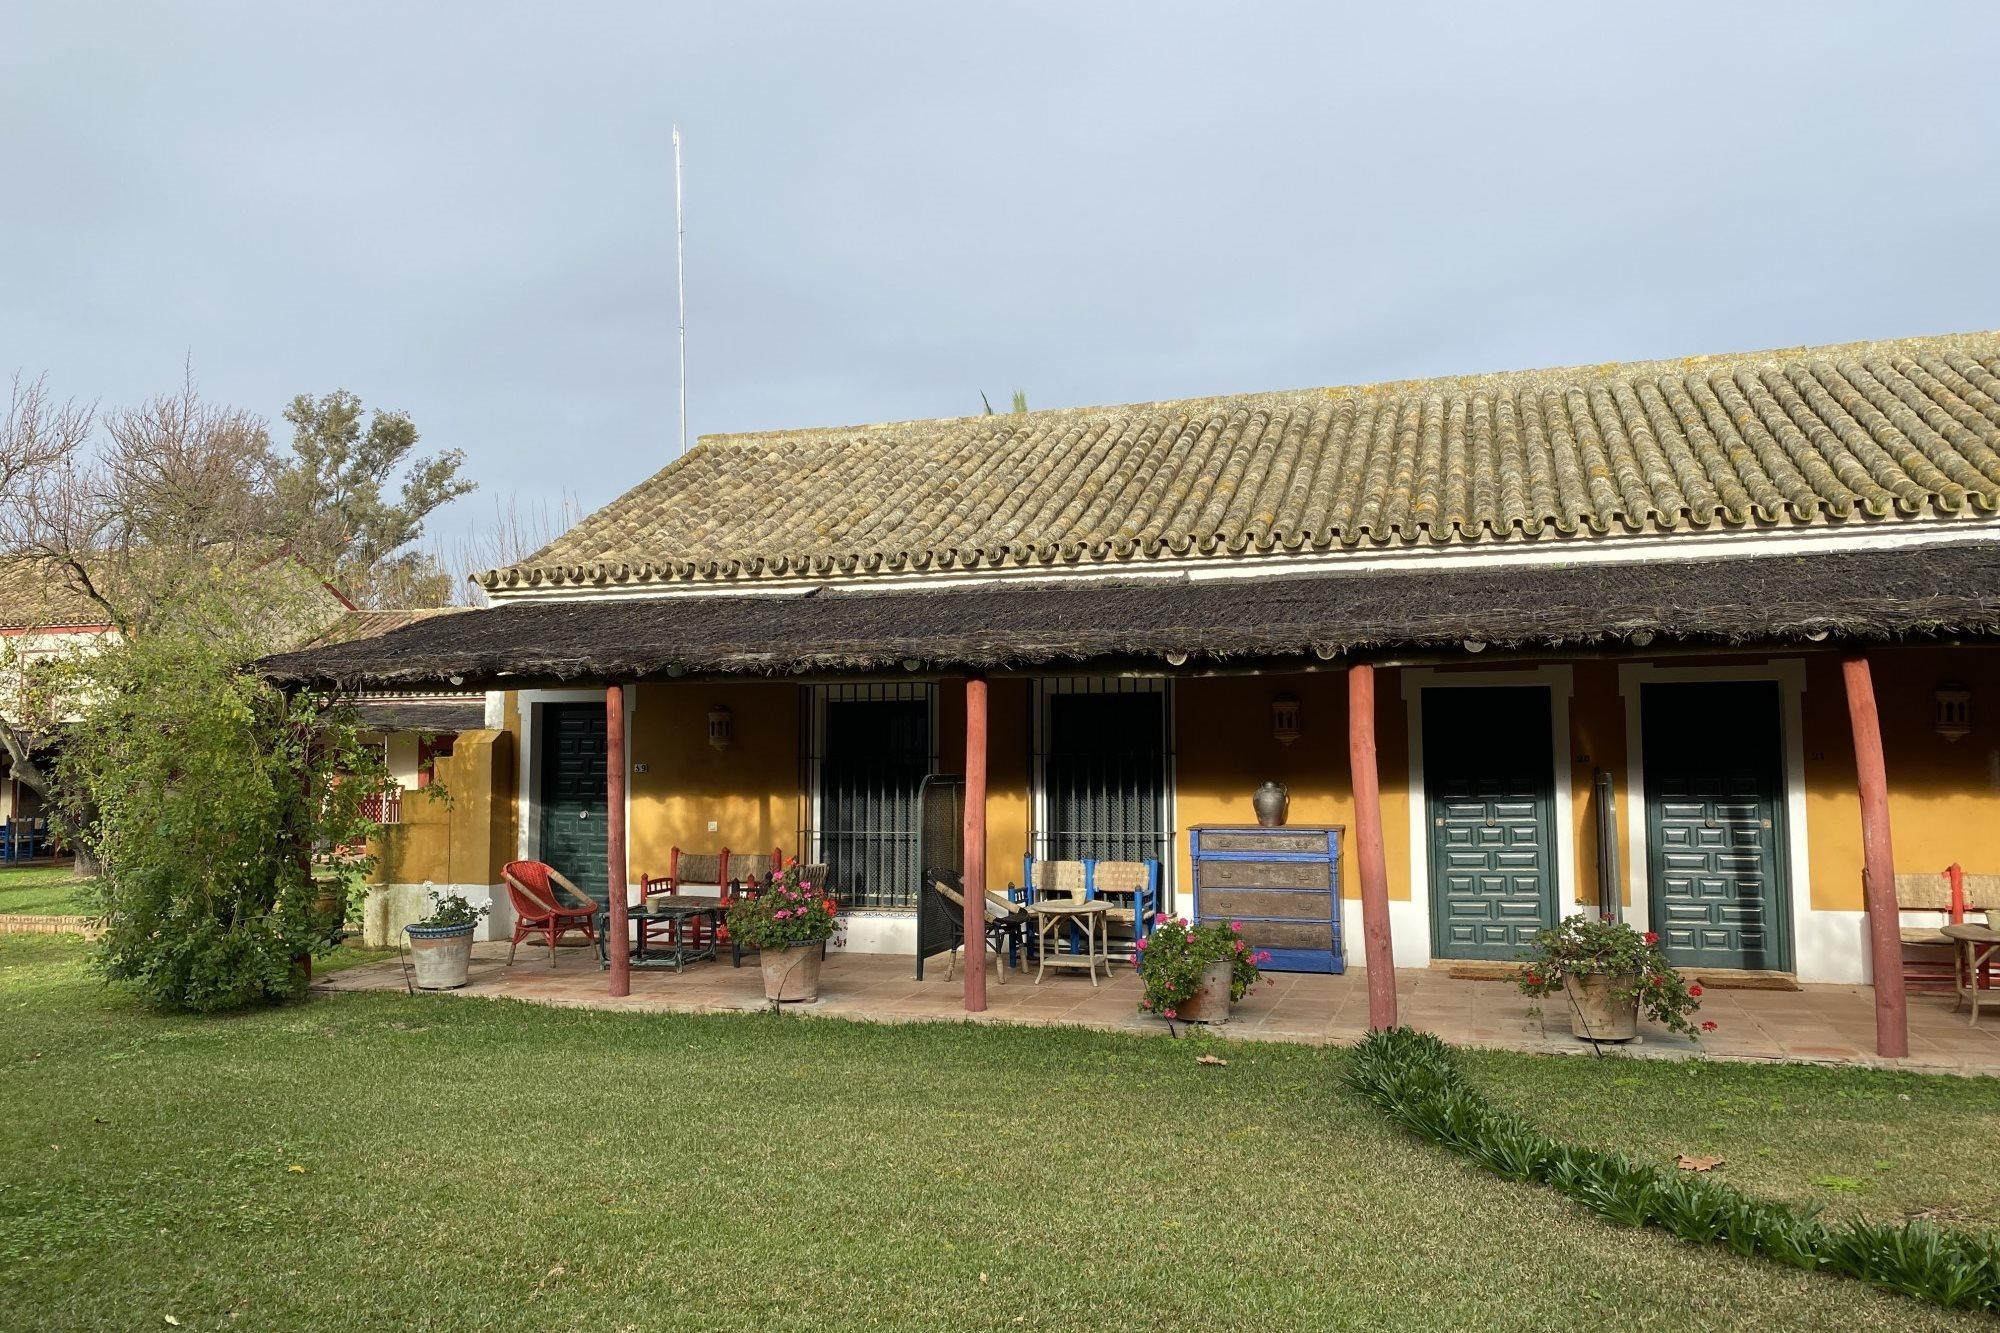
[261,331,2000,1056]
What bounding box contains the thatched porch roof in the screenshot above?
[259,542,2000,691]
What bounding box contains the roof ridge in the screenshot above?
[694,329,2000,448]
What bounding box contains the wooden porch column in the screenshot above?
[607,684,631,1000]
[1840,653,1908,1059]
[962,673,989,1013]
[1347,662,1399,1029]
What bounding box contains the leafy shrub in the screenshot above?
[56,631,388,1012]
[1133,916,1268,1018]
[1343,1029,2000,1315]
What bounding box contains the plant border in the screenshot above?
[1343,1029,2000,1315]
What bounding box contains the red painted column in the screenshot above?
[962,673,989,1013]
[607,683,631,999]
[1840,653,1908,1058]
[1347,662,1399,1030]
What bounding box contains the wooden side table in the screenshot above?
[1030,900,1112,986]
[1943,923,1999,1027]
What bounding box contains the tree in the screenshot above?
[433,490,585,606]
[272,390,475,608]
[980,389,1029,415]
[0,375,476,808]
[58,626,387,1011]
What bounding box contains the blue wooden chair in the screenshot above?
[1016,856,1161,958]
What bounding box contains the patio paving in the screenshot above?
[315,942,2000,1076]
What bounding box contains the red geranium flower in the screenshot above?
[1700,1020,1717,1032]
[1643,931,1660,945]
[1688,984,1703,997]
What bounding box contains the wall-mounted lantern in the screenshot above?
[707,704,735,750]
[1934,683,1972,742]
[1271,692,1302,746]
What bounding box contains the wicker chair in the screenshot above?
[646,847,733,950]
[1088,859,1163,956]
[1897,865,1999,992]
[925,871,1032,985]
[501,860,599,965]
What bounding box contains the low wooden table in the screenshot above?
[1029,900,1112,986]
[598,898,722,973]
[1943,923,2000,1026]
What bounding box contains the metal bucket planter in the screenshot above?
[1175,961,1235,1024]
[760,943,824,1003]
[1563,972,1640,1042]
[407,922,476,989]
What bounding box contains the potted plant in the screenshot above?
[1134,916,1269,1024]
[404,889,490,990]
[1516,914,1712,1042]
[724,861,840,1003]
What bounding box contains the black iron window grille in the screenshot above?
[801,683,936,910]
[1031,676,1176,908]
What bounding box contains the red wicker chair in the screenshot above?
[502,860,599,965]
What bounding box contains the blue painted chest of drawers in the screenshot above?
[1189,825,1344,974]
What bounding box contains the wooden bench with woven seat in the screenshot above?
[1896,864,1998,993]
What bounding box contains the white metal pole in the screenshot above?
[674,125,687,457]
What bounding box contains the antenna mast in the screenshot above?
[674,125,687,456]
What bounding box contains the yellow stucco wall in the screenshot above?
[1802,645,2000,911]
[1169,672,1407,905]
[625,681,803,877]
[371,728,516,887]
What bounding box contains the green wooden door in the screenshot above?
[1641,682,1790,972]
[1424,686,1559,961]
[537,702,609,905]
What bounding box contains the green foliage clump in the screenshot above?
[1344,1028,2000,1315]
[722,861,839,951]
[1517,913,1709,1038]
[1133,916,1267,1017]
[55,632,387,1012]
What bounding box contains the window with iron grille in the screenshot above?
[1032,677,1175,903]
[804,684,935,910]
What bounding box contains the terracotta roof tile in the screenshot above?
[483,331,2000,592]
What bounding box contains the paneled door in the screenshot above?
[1641,682,1790,972]
[1423,686,1559,961]
[537,702,609,905]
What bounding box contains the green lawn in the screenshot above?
[0,863,92,916]
[1,934,1994,1331]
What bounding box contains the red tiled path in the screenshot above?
[317,943,2000,1077]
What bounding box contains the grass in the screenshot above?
[1467,1051,2000,1228]
[0,863,92,916]
[1,934,1995,1331]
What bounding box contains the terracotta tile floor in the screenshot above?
[316,942,2000,1076]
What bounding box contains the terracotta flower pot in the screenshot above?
[406,923,475,990]
[1563,971,1640,1042]
[760,942,824,1003]
[1174,960,1235,1024]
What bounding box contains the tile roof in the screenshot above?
[0,559,114,630]
[300,606,470,647]
[482,331,2000,593]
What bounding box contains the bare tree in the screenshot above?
[433,490,585,606]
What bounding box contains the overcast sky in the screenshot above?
[5,2,1998,553]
